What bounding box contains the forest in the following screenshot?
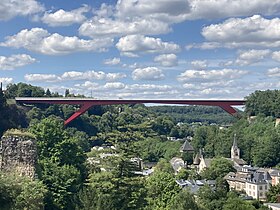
[0,83,279,210]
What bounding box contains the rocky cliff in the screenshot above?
[0,130,37,179]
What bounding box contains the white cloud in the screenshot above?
[79,17,170,38]
[222,49,271,66]
[272,51,280,62]
[24,74,59,82]
[75,81,99,89]
[104,82,125,89]
[185,0,280,20]
[0,0,44,21]
[0,54,36,70]
[0,77,13,85]
[1,28,113,55]
[79,0,280,39]
[177,69,248,82]
[116,0,190,21]
[191,60,208,69]
[104,57,121,65]
[116,35,180,56]
[267,67,280,77]
[154,54,178,67]
[132,67,165,80]
[42,5,90,27]
[197,15,280,49]
[24,70,126,83]
[60,70,126,81]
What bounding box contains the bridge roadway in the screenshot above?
[15,97,246,125]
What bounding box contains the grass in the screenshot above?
[3,129,36,139]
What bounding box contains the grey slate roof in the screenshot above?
[180,140,194,152]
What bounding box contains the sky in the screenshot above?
[0,0,280,99]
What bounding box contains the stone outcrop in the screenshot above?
[0,131,37,179]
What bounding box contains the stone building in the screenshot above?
[0,130,37,179]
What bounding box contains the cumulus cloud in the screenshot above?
[24,70,126,83]
[185,0,280,20]
[79,0,280,39]
[79,17,170,38]
[267,67,280,77]
[154,54,178,67]
[116,35,180,56]
[42,5,90,26]
[272,51,280,62]
[191,60,208,69]
[0,77,13,85]
[222,49,271,66]
[0,0,44,21]
[61,70,126,81]
[104,82,125,89]
[104,57,121,65]
[190,15,280,49]
[0,28,113,55]
[24,74,59,82]
[0,54,36,70]
[177,69,248,82]
[132,67,165,80]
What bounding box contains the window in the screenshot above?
[260,186,263,190]
[253,192,255,196]
[260,192,263,197]
[265,185,267,190]
[249,185,251,189]
[253,185,255,190]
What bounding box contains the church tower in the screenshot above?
[231,134,240,159]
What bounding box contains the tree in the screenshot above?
[169,189,201,210]
[145,171,180,209]
[65,89,70,97]
[176,168,189,180]
[0,172,47,210]
[201,158,235,180]
[267,183,280,202]
[29,116,87,209]
[223,196,256,210]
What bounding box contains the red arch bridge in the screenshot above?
[15,97,245,125]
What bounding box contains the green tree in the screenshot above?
[146,171,180,209]
[0,172,47,210]
[201,158,235,180]
[169,189,201,210]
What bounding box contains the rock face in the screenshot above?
[0,134,37,179]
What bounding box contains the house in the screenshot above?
[270,169,280,186]
[170,157,185,174]
[198,157,213,173]
[180,140,194,153]
[176,179,216,194]
[225,166,272,201]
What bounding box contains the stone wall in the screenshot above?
[0,134,37,179]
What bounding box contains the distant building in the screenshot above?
[180,140,194,153]
[231,134,240,159]
[176,179,216,194]
[270,169,280,186]
[228,134,247,167]
[225,165,272,201]
[170,157,185,174]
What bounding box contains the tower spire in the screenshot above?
[233,133,237,147]
[231,133,240,159]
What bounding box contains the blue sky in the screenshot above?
[0,0,280,99]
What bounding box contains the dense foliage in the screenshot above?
[0,84,279,209]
